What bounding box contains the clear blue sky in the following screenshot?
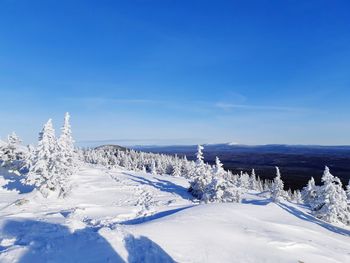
[0,0,349,146]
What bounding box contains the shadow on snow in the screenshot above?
[125,235,175,263]
[278,202,350,237]
[124,173,192,200]
[120,205,194,225]
[241,199,270,206]
[0,168,34,194]
[0,219,175,263]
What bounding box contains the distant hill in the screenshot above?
[95,144,128,152]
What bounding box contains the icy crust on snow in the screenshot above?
[0,165,349,263]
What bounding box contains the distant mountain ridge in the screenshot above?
[133,143,350,156]
[95,144,128,152]
[130,143,350,190]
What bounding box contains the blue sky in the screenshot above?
[0,0,349,145]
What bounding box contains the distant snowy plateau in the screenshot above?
[0,164,349,263]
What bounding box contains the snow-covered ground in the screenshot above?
[0,164,349,262]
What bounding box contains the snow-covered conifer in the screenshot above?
[203,176,241,203]
[150,160,157,175]
[0,132,25,167]
[293,190,303,204]
[271,167,284,202]
[58,112,76,169]
[249,169,258,190]
[189,145,212,200]
[346,179,350,201]
[213,156,224,175]
[301,177,318,208]
[313,166,349,224]
[25,119,62,197]
[172,161,182,177]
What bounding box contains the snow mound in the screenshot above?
[0,164,349,262]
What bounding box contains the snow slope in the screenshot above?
[0,164,349,262]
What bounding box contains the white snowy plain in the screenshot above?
[0,164,349,263]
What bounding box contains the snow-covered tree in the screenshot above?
[0,132,26,167]
[313,166,349,225]
[271,167,284,203]
[249,169,258,190]
[172,161,182,177]
[286,188,293,201]
[346,179,350,201]
[293,190,303,204]
[150,160,157,175]
[301,177,318,208]
[24,116,75,198]
[203,176,241,203]
[189,145,212,200]
[213,156,224,175]
[25,119,61,197]
[58,112,76,170]
[238,172,250,191]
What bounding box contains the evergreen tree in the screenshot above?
[196,144,204,166]
[0,132,25,167]
[238,172,250,190]
[203,176,241,203]
[213,156,224,175]
[172,161,182,177]
[189,145,212,200]
[293,190,303,204]
[150,160,157,175]
[313,166,349,224]
[249,169,258,190]
[58,112,76,169]
[25,119,62,197]
[271,167,284,202]
[301,177,318,208]
[346,179,350,201]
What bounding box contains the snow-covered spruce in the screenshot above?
[24,113,77,198]
[0,132,26,169]
[271,167,285,203]
[346,179,350,201]
[301,177,319,209]
[189,146,241,203]
[312,166,350,225]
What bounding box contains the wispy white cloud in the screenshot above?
[214,102,308,112]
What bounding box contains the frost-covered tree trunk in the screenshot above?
[271,167,284,203]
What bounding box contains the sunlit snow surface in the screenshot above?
[0,165,349,262]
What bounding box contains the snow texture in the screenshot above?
[0,164,349,263]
